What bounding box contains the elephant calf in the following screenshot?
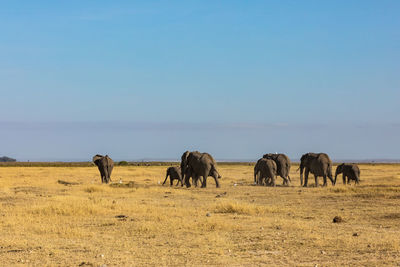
[254,158,277,186]
[162,167,183,186]
[335,163,360,185]
[93,154,114,184]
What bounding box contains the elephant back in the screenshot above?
[104,155,114,166]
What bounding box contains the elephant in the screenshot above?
[93,154,114,184]
[299,153,334,187]
[181,151,202,187]
[335,163,360,185]
[263,153,291,185]
[181,151,221,188]
[254,158,277,186]
[162,166,183,186]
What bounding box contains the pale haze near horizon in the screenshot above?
[0,1,399,161]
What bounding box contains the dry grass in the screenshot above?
[0,164,399,266]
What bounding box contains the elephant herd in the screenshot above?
[93,152,361,188]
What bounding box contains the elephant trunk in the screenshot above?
[334,168,341,185]
[334,170,338,185]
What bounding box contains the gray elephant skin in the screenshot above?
[181,151,221,188]
[93,154,114,184]
[254,158,277,186]
[162,166,183,186]
[335,163,360,185]
[299,153,334,187]
[263,153,291,185]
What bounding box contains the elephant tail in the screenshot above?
[211,164,221,178]
[162,169,169,185]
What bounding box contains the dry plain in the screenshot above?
[0,163,399,266]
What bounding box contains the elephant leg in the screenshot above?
[201,175,207,188]
[193,177,199,187]
[314,174,318,187]
[257,172,261,185]
[342,174,346,185]
[258,175,263,185]
[185,175,191,188]
[271,175,276,187]
[303,169,310,187]
[322,175,327,187]
[281,175,289,186]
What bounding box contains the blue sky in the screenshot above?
[0,1,399,161]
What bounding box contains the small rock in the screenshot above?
[215,192,227,198]
[115,215,128,219]
[353,233,359,237]
[206,212,211,217]
[321,250,326,255]
[333,216,343,223]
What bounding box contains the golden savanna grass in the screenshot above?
[0,164,400,266]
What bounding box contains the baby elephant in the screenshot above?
[254,158,277,186]
[162,167,183,186]
[335,163,360,185]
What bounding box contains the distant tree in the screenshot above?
[118,161,129,166]
[0,156,16,162]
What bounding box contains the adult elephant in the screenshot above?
[93,154,114,184]
[335,163,360,185]
[181,151,221,188]
[254,158,277,186]
[299,153,334,187]
[263,153,291,185]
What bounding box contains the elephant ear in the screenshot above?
[105,155,113,165]
[93,154,104,163]
[181,151,190,162]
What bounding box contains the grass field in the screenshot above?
[0,164,399,266]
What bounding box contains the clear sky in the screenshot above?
[0,1,399,161]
